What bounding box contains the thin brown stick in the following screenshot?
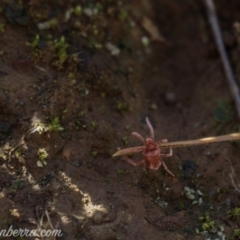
[112,132,240,157]
[159,132,240,148]
[204,0,240,119]
[112,146,145,157]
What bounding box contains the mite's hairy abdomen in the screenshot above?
[144,154,161,170]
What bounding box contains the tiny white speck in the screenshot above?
[83,8,93,17]
[141,36,150,47]
[219,226,224,232]
[106,43,120,56]
[190,189,195,194]
[186,194,195,200]
[64,9,73,22]
[198,197,203,205]
[197,189,203,196]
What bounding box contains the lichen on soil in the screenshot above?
[1,0,240,239]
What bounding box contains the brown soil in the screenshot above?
[1,0,240,239]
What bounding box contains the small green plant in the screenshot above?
[37,148,48,167]
[91,121,97,131]
[228,207,240,220]
[125,125,130,131]
[0,217,7,225]
[62,108,68,114]
[91,150,98,157]
[74,5,82,16]
[118,10,128,20]
[28,34,40,48]
[53,36,69,65]
[230,228,240,240]
[117,168,127,174]
[0,22,5,32]
[47,117,64,132]
[10,180,26,191]
[122,136,128,145]
[14,150,25,164]
[78,111,84,117]
[100,92,106,97]
[17,237,25,240]
[3,87,9,94]
[177,201,186,211]
[74,118,87,130]
[214,100,233,123]
[199,212,215,232]
[15,151,20,158]
[117,102,129,112]
[67,72,75,79]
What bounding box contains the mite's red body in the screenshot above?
[123,117,175,177]
[144,138,161,170]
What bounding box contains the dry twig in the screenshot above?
[113,132,240,157]
[204,0,240,119]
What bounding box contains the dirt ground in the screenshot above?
[1,0,240,239]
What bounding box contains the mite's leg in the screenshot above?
[158,139,169,146]
[124,157,145,167]
[132,132,145,143]
[159,139,173,157]
[162,160,175,177]
[146,117,154,140]
[160,148,173,157]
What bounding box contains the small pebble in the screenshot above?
[155,197,168,207]
[189,189,195,194]
[198,197,203,205]
[64,9,73,22]
[37,19,58,30]
[204,151,211,156]
[149,103,158,110]
[72,160,82,167]
[106,43,120,55]
[186,194,195,200]
[225,199,231,206]
[37,160,43,167]
[93,210,103,224]
[197,189,203,196]
[182,160,196,177]
[219,226,224,232]
[83,8,93,17]
[19,100,25,106]
[192,200,198,205]
[165,92,177,103]
[0,122,11,135]
[141,36,150,47]
[208,190,215,197]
